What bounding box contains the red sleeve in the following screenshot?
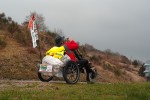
[65,40,79,50]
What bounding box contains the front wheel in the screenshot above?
[63,61,80,84]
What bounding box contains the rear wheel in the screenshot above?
[38,72,53,82]
[63,61,80,84]
[37,65,54,82]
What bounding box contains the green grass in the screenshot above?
[0,82,150,100]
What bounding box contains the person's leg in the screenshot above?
[76,60,88,69]
[76,59,92,81]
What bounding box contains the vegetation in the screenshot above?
[132,59,143,67]
[90,55,101,65]
[23,11,48,32]
[8,21,20,37]
[0,12,145,82]
[0,11,147,100]
[0,82,150,100]
[0,37,7,48]
[0,13,11,29]
[139,65,145,77]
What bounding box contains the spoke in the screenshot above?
[67,73,77,81]
[66,63,78,82]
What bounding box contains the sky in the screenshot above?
[0,0,150,62]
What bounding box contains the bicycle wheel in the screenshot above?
[63,61,80,84]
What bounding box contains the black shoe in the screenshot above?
[91,71,97,79]
[86,74,90,82]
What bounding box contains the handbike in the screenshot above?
[38,59,80,84]
[37,49,97,84]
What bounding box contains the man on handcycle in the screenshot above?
[51,36,97,82]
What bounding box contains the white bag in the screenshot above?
[42,55,64,66]
[41,56,64,77]
[61,54,71,64]
[39,64,53,76]
[39,65,52,72]
[53,65,63,77]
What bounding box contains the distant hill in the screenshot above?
[0,12,145,82]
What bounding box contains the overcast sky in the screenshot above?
[0,0,150,62]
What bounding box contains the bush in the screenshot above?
[114,67,122,76]
[14,30,31,46]
[132,60,143,67]
[103,61,122,76]
[102,61,114,71]
[0,38,7,48]
[46,30,56,38]
[120,56,130,64]
[90,55,101,65]
[139,65,145,77]
[8,21,20,37]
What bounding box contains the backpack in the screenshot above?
[46,46,65,60]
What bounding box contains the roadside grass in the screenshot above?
[0,82,150,100]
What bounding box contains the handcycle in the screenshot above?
[37,49,97,84]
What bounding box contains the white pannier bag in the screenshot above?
[39,64,53,76]
[42,55,64,66]
[61,54,71,64]
[39,55,64,77]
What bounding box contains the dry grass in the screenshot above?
[0,34,39,80]
[0,37,7,49]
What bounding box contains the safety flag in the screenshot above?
[28,15,38,48]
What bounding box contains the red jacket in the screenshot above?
[64,40,78,62]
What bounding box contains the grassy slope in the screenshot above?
[0,81,150,100]
[0,33,40,79]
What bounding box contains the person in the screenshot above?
[52,36,96,82]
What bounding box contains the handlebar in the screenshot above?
[74,49,83,60]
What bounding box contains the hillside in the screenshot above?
[0,31,145,83]
[0,31,39,79]
[82,44,145,82]
[0,12,145,83]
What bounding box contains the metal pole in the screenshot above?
[37,39,42,63]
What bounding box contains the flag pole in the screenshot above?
[28,14,42,64]
[36,27,42,64]
[34,15,42,64]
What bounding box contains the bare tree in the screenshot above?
[23,12,48,32]
[53,28,65,37]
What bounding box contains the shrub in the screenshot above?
[78,46,87,57]
[14,30,31,46]
[102,61,122,76]
[138,65,145,77]
[8,21,20,37]
[132,60,138,66]
[83,44,97,52]
[0,38,7,48]
[114,67,122,76]
[46,30,56,38]
[102,61,114,71]
[120,56,130,64]
[90,55,101,65]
